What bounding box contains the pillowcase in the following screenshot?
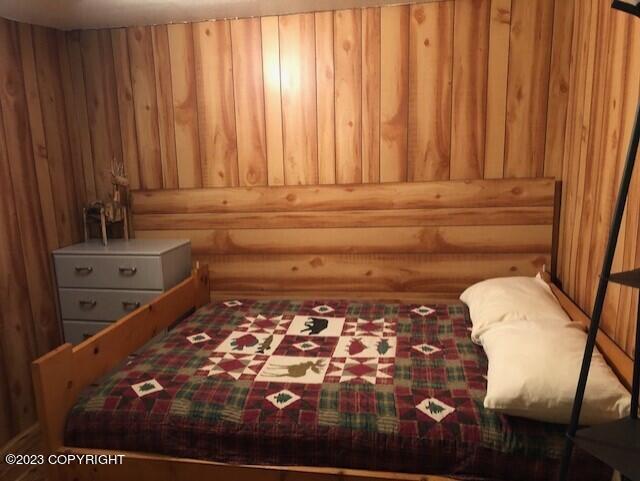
[460,274,573,344]
[482,320,630,425]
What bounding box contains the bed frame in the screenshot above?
[31,264,633,481]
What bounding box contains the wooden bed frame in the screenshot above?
[31,264,633,481]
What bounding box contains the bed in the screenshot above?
[32,179,633,481]
[62,296,611,481]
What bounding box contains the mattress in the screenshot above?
[65,299,609,481]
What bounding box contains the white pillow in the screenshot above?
[482,320,630,425]
[460,274,573,343]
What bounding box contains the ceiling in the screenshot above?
[0,0,423,30]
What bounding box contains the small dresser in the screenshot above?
[53,239,191,344]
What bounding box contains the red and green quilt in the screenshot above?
[65,300,609,481]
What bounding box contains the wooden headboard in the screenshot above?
[131,178,559,301]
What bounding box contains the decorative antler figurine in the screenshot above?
[82,159,131,245]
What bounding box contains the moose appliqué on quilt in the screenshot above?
[65,299,609,481]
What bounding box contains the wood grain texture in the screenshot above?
[193,20,238,187]
[504,0,554,178]
[11,26,63,357]
[361,7,381,184]
[200,253,548,294]
[132,178,556,214]
[56,31,88,217]
[127,26,163,189]
[134,206,554,230]
[0,17,70,446]
[483,0,511,179]
[408,2,453,181]
[315,11,336,185]
[230,18,268,187]
[279,13,318,185]
[33,26,82,246]
[132,179,555,320]
[110,28,141,190]
[334,9,362,184]
[138,225,551,255]
[380,5,409,182]
[17,24,59,252]
[167,23,202,188]
[451,0,490,180]
[66,31,98,198]
[544,0,575,179]
[64,1,563,193]
[260,16,285,187]
[556,0,640,357]
[151,25,179,189]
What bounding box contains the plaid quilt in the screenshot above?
[65,300,609,481]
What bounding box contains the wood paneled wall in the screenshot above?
[557,0,640,359]
[0,18,83,445]
[62,0,566,193]
[132,178,557,300]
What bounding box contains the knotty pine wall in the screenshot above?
[0,18,83,444]
[556,1,640,359]
[62,0,568,195]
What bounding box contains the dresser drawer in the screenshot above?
[63,320,110,345]
[54,255,165,289]
[59,288,159,321]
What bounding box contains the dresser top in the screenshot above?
[53,239,190,256]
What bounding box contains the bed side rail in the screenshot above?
[31,264,210,452]
[541,272,633,390]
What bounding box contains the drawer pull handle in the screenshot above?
[74,266,93,275]
[122,301,141,311]
[118,266,138,276]
[79,300,97,309]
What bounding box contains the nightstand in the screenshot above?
[52,239,191,344]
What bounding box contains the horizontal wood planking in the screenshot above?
[200,253,549,294]
[132,178,556,214]
[137,225,552,255]
[133,206,554,230]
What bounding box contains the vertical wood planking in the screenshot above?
[17,24,59,251]
[361,7,381,184]
[279,13,318,185]
[111,28,141,190]
[0,21,60,352]
[334,9,362,184]
[167,23,202,188]
[483,0,511,179]
[57,32,88,215]
[127,26,163,189]
[544,0,575,179]
[230,18,268,187]
[380,5,409,183]
[67,31,98,198]
[80,30,120,199]
[0,109,38,434]
[451,0,490,180]
[193,20,239,187]
[408,2,453,182]
[151,25,179,189]
[33,26,82,246]
[315,11,336,185]
[504,0,554,178]
[261,16,285,186]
